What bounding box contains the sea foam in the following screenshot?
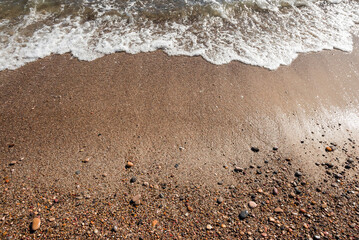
[0,0,358,71]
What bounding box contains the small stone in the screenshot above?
[217,197,224,204]
[75,170,80,175]
[130,177,137,183]
[248,201,257,208]
[234,167,244,172]
[239,210,249,220]
[206,224,213,230]
[82,158,90,163]
[143,182,149,187]
[273,147,278,151]
[187,206,193,212]
[9,161,16,166]
[251,147,259,152]
[131,194,141,206]
[159,193,164,198]
[274,207,284,213]
[273,187,279,195]
[325,163,334,168]
[94,229,99,234]
[269,217,275,222]
[49,217,55,222]
[261,233,268,237]
[314,235,321,240]
[334,173,343,179]
[31,218,41,231]
[112,225,118,232]
[295,171,302,177]
[220,224,226,228]
[257,188,263,193]
[347,158,354,163]
[126,161,134,168]
[299,208,306,213]
[174,163,179,168]
[152,220,158,227]
[325,146,332,152]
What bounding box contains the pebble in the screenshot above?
[9,161,16,166]
[131,194,141,206]
[325,146,332,152]
[220,224,226,228]
[239,210,249,220]
[251,147,259,152]
[130,177,137,183]
[334,173,343,179]
[248,201,257,208]
[217,197,224,204]
[159,193,164,198]
[295,171,302,177]
[234,167,244,172]
[273,187,279,195]
[273,147,278,151]
[143,182,149,187]
[206,224,213,230]
[75,170,80,175]
[126,161,134,168]
[274,207,284,213]
[187,206,193,212]
[94,229,99,234]
[31,218,41,231]
[269,217,275,222]
[152,220,158,227]
[82,158,90,163]
[112,225,118,232]
[49,217,55,222]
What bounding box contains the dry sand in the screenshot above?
[0,39,359,239]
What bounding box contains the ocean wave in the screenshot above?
[0,0,358,70]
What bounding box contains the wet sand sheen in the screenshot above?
[0,39,359,238]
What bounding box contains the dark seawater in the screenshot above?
[0,0,358,70]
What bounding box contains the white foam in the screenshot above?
[0,0,358,71]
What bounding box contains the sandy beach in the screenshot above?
[1,38,359,239]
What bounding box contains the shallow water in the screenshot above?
[0,0,358,70]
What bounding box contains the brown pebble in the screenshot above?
[131,194,141,206]
[299,208,306,213]
[274,207,284,213]
[269,217,275,222]
[126,161,134,168]
[49,217,55,222]
[82,158,90,163]
[273,187,279,195]
[220,224,226,228]
[152,220,158,227]
[257,188,263,193]
[31,218,41,231]
[187,206,193,212]
[9,161,17,166]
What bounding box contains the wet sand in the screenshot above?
[1,39,359,239]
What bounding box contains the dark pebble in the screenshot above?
[251,147,259,152]
[294,171,302,177]
[273,147,278,151]
[75,170,80,175]
[174,163,179,168]
[159,193,164,198]
[239,210,249,220]
[130,177,137,183]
